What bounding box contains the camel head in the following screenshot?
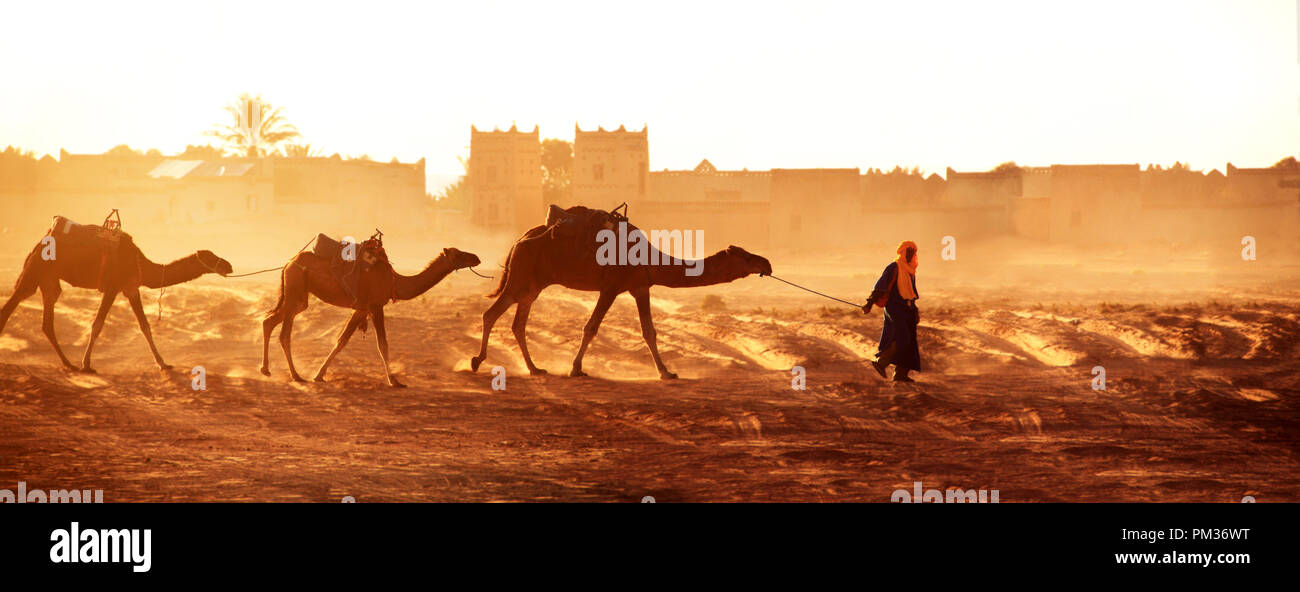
[723,245,772,278]
[196,250,234,276]
[441,247,482,270]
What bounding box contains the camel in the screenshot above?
[0,216,234,372]
[470,206,772,379]
[259,242,481,387]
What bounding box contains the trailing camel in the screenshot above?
[0,215,234,371]
[470,205,772,379]
[259,236,481,387]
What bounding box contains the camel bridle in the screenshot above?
[194,251,229,277]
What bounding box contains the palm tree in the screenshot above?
[279,143,322,158]
[207,93,301,158]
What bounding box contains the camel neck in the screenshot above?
[140,254,208,288]
[648,251,742,288]
[393,256,457,301]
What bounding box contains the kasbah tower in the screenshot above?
[468,124,542,233]
[469,123,647,235]
[572,124,649,212]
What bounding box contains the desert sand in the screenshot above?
[1,230,1297,502]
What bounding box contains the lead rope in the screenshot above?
[221,266,285,278]
[765,274,865,309]
[156,236,314,321]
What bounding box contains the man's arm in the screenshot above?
[862,263,896,313]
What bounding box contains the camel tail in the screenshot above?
[485,242,514,299]
[487,225,549,299]
[11,242,44,292]
[263,270,287,320]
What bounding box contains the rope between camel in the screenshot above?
[464,266,494,279]
[222,266,285,278]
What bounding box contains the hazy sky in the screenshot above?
[2,0,1296,187]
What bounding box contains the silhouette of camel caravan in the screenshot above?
[0,211,233,372]
[471,203,772,380]
[259,230,481,387]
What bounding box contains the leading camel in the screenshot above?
[0,216,234,371]
[259,244,481,387]
[470,207,772,379]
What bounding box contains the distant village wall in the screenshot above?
[464,124,1298,250]
[0,150,428,243]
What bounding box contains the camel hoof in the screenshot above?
[470,356,484,372]
[569,368,588,378]
[259,366,271,376]
[313,376,327,383]
[290,376,305,383]
[529,368,548,376]
[389,380,407,388]
[77,366,97,374]
[158,364,174,371]
[660,371,678,380]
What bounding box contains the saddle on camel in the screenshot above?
[308,230,396,309]
[260,229,481,387]
[0,210,234,371]
[471,203,772,380]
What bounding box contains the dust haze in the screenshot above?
[1,195,1298,502]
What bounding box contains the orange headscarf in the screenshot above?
[893,241,918,300]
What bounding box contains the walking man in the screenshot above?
[862,240,921,382]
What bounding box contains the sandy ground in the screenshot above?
[1,235,1298,502]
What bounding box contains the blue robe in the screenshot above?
[871,262,921,372]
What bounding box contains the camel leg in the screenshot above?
[279,306,306,383]
[0,272,39,335]
[79,290,118,373]
[511,294,546,375]
[123,288,172,371]
[38,281,77,370]
[471,293,516,372]
[631,286,676,380]
[259,308,283,376]
[312,309,366,382]
[265,265,306,377]
[370,306,404,388]
[570,289,618,378]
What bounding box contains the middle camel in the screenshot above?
[471,205,772,379]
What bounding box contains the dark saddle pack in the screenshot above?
[542,204,627,256]
[47,211,139,288]
[48,213,130,250]
[309,230,394,309]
